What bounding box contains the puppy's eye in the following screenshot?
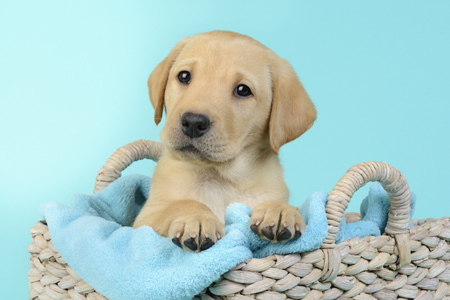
[178,71,191,84]
[235,84,252,97]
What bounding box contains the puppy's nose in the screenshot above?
[181,112,210,138]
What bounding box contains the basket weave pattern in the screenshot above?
[28,140,450,300]
[28,217,450,300]
[202,217,450,300]
[28,221,107,300]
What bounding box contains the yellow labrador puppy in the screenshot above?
[133,31,316,252]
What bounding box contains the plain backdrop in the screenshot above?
[1,1,449,298]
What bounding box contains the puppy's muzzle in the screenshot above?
[181,112,210,138]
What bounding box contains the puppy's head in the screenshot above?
[148,31,316,163]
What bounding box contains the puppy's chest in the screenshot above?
[189,179,271,222]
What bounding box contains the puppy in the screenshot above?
[133,31,316,252]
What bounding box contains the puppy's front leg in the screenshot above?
[133,200,225,252]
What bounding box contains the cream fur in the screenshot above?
[133,31,316,252]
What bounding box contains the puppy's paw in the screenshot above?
[169,213,225,252]
[249,201,305,243]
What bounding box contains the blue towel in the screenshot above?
[39,174,415,300]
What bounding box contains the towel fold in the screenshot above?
[40,174,415,300]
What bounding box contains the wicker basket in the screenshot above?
[28,140,450,300]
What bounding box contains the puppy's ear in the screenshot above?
[148,39,187,125]
[269,57,317,155]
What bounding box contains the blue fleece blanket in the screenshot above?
[39,174,415,300]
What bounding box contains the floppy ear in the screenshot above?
[269,57,317,155]
[148,40,187,125]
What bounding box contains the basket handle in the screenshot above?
[321,161,411,268]
[93,139,164,193]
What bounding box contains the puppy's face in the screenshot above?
[161,34,272,163]
[149,31,316,164]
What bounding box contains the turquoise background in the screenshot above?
[1,1,449,298]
